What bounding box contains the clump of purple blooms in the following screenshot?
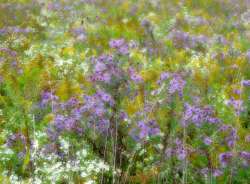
[181,103,220,127]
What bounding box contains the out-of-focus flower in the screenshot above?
[168,73,186,97]
[109,39,129,55]
[242,80,250,87]
[182,103,220,127]
[129,67,143,83]
[226,98,244,116]
[203,137,212,145]
[131,120,160,141]
[219,152,233,167]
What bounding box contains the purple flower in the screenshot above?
[96,90,114,105]
[54,114,65,131]
[6,133,26,147]
[219,152,233,167]
[157,72,170,84]
[119,45,129,55]
[233,89,241,95]
[168,74,186,97]
[213,169,223,177]
[226,98,244,116]
[203,137,212,145]
[182,103,219,127]
[46,127,59,141]
[72,108,82,120]
[94,62,106,73]
[109,38,129,55]
[138,121,150,139]
[64,117,77,131]
[109,39,125,48]
[132,120,160,141]
[239,151,250,166]
[40,91,58,108]
[66,97,79,108]
[239,151,250,160]
[242,80,250,87]
[96,119,110,133]
[177,148,187,160]
[129,67,143,83]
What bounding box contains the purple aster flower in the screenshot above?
[168,74,186,97]
[219,152,233,167]
[132,120,160,141]
[176,148,187,160]
[167,30,190,49]
[109,39,125,48]
[138,121,150,139]
[109,38,129,55]
[120,112,128,121]
[46,127,59,141]
[54,114,65,131]
[40,91,58,108]
[66,97,79,108]
[213,169,223,177]
[233,89,241,95]
[182,103,219,127]
[203,137,212,145]
[242,80,250,87]
[119,45,129,55]
[157,72,170,84]
[239,151,250,160]
[96,90,114,105]
[129,67,143,83]
[94,62,106,73]
[64,117,77,131]
[72,108,82,120]
[226,98,244,116]
[239,151,250,166]
[97,119,110,133]
[6,132,26,147]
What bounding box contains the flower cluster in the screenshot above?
[109,38,129,55]
[181,103,220,127]
[130,120,160,141]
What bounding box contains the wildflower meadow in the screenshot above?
[0,0,250,183]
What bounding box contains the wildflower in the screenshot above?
[109,39,129,55]
[182,103,219,127]
[242,80,250,87]
[54,114,66,131]
[176,148,187,160]
[203,137,212,145]
[157,72,170,84]
[131,120,160,141]
[96,90,114,105]
[168,74,186,97]
[213,169,223,177]
[219,152,233,167]
[226,98,244,116]
[129,67,143,83]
